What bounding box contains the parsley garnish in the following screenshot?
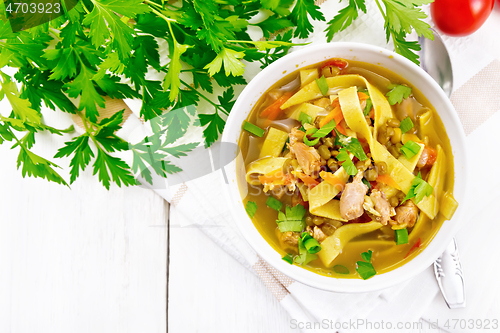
[299,112,313,125]
[334,129,368,161]
[324,0,434,65]
[282,254,294,264]
[276,204,307,233]
[400,140,421,159]
[242,121,265,137]
[266,196,283,212]
[336,148,358,176]
[303,128,320,146]
[315,76,329,96]
[386,84,412,105]
[245,201,258,219]
[356,250,377,280]
[403,172,434,204]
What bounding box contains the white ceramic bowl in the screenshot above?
[221,42,467,293]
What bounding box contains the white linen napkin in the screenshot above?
[116,1,500,332]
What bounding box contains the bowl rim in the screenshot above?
[220,42,468,293]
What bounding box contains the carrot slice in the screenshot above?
[321,58,348,70]
[320,105,344,128]
[376,174,400,190]
[260,92,293,119]
[258,170,290,185]
[320,171,347,189]
[357,92,369,101]
[294,172,319,187]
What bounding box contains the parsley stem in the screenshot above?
[149,7,176,24]
[144,0,162,8]
[179,79,229,116]
[80,0,90,14]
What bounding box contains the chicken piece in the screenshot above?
[289,142,321,176]
[340,170,369,220]
[277,231,300,253]
[392,200,419,228]
[313,226,327,243]
[370,189,392,225]
[289,127,305,146]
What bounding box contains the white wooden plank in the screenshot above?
[0,132,167,333]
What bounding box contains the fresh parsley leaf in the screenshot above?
[325,0,366,42]
[276,204,307,233]
[312,120,336,138]
[299,112,313,125]
[93,147,137,190]
[289,0,325,39]
[245,201,258,218]
[334,130,368,161]
[386,84,412,105]
[382,0,433,40]
[399,116,414,133]
[266,196,283,211]
[200,111,225,147]
[54,135,94,184]
[402,172,433,204]
[336,148,358,176]
[400,140,421,159]
[356,250,376,280]
[204,47,245,77]
[392,31,421,66]
[315,76,329,96]
[163,40,190,102]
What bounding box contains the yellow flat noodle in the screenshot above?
[286,103,325,121]
[300,68,318,87]
[310,199,346,222]
[338,86,372,145]
[402,133,422,144]
[398,142,425,172]
[419,110,444,148]
[280,75,365,110]
[372,141,414,193]
[416,145,446,219]
[245,157,288,185]
[308,167,348,212]
[259,127,288,159]
[409,212,429,242]
[297,183,310,202]
[440,192,458,220]
[318,221,383,267]
[368,81,393,141]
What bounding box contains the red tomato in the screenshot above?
[431,0,494,36]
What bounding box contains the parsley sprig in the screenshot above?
[325,0,433,65]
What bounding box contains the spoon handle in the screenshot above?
[433,238,466,308]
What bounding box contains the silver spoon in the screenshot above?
[419,30,466,309]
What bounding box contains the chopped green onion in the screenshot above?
[282,254,294,264]
[356,250,377,280]
[315,76,329,96]
[333,265,350,274]
[266,196,283,211]
[245,201,257,218]
[395,228,409,245]
[400,140,421,159]
[299,112,313,125]
[312,119,336,138]
[303,128,320,146]
[294,238,318,265]
[243,121,265,137]
[399,116,414,134]
[300,232,321,254]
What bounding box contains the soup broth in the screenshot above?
[239,59,457,279]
